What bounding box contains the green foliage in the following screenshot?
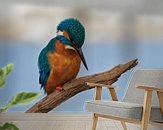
[10,92,39,105]
[0,123,19,130]
[0,92,40,113]
[0,64,14,88]
[0,64,40,130]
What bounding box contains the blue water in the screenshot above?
[0,40,163,112]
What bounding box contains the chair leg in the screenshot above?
[121,121,127,130]
[92,113,98,130]
[141,90,152,130]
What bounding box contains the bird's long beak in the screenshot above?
[72,41,88,70]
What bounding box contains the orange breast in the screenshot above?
[45,40,81,94]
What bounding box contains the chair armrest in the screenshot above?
[137,86,163,92]
[137,86,163,119]
[87,82,116,89]
[87,82,118,101]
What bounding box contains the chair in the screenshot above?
[85,69,163,130]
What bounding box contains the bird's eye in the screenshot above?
[57,30,64,36]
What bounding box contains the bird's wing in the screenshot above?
[38,38,55,90]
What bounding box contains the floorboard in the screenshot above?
[0,113,140,130]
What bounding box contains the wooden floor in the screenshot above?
[0,113,140,130]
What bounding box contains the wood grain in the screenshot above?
[141,90,153,130]
[87,82,116,88]
[94,86,102,100]
[137,86,163,92]
[108,88,118,101]
[26,59,138,113]
[157,91,163,115]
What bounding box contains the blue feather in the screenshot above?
[38,36,73,90]
[57,18,85,48]
[38,38,55,89]
[56,35,72,46]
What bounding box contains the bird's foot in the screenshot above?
[56,86,64,91]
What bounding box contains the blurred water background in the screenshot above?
[0,0,163,112]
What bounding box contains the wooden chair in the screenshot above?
[85,69,163,130]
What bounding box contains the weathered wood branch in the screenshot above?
[26,59,138,113]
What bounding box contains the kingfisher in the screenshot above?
[38,18,88,95]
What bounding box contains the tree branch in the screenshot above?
[26,59,138,113]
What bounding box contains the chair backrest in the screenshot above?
[123,68,163,106]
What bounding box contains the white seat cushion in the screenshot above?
[85,100,163,122]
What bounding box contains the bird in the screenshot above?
[38,18,88,95]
